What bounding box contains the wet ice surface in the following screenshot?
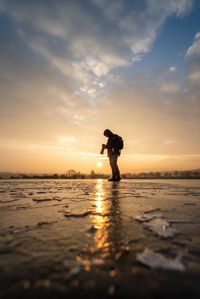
[0,179,200,298]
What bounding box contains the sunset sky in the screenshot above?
[0,0,200,174]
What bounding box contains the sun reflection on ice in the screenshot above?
[90,179,108,253]
[90,179,124,258]
[95,179,104,213]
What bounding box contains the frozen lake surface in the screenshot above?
[0,179,200,298]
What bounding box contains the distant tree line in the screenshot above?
[121,170,200,179]
[3,169,200,179]
[8,169,109,180]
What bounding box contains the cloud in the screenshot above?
[186,38,200,85]
[186,32,200,84]
[0,24,93,147]
[186,31,200,57]
[161,83,181,93]
[170,66,176,73]
[187,61,200,83]
[0,0,194,99]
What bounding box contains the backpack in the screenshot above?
[114,134,124,150]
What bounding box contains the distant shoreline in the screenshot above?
[1,169,200,180]
[1,177,200,180]
[1,178,200,180]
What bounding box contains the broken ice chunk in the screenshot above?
[32,198,52,202]
[64,210,92,217]
[137,248,185,271]
[144,218,180,238]
[134,213,163,222]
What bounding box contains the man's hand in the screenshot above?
[100,144,106,155]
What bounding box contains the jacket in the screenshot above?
[106,134,121,157]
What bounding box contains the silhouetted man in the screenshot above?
[101,129,123,182]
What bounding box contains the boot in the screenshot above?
[113,177,121,182]
[108,178,115,181]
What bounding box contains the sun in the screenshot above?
[97,161,102,167]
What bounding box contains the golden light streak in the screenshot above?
[90,179,108,252]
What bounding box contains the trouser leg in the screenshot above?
[116,164,120,179]
[109,156,115,178]
[109,155,120,179]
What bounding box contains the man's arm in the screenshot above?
[106,137,112,149]
[106,137,115,152]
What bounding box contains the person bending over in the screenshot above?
[100,129,123,182]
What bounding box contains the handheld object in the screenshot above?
[100,144,106,155]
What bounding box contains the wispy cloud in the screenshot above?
[186,31,200,57]
[161,83,181,93]
[185,31,200,84]
[0,0,194,99]
[169,66,176,73]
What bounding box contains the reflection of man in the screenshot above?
[101,129,123,182]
